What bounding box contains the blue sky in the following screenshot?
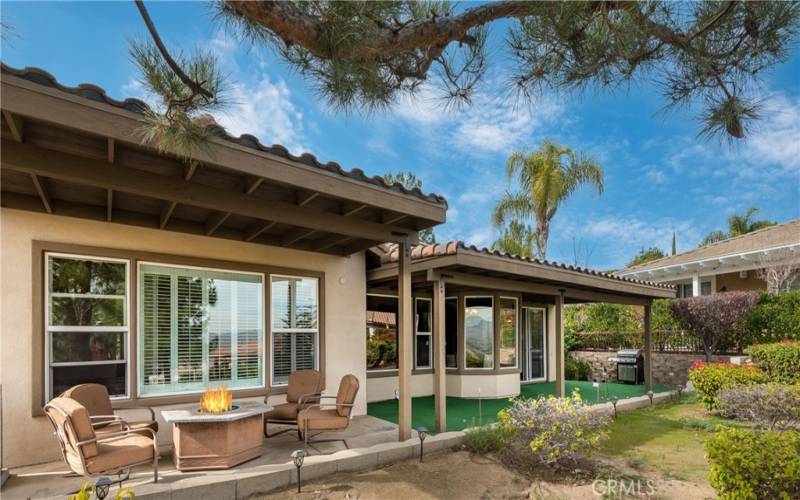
[3,2,799,269]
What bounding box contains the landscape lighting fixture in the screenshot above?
[417,427,428,462]
[291,449,305,493]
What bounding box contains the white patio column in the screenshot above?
[433,276,446,433]
[555,290,565,398]
[692,273,701,296]
[397,238,413,441]
[643,301,653,392]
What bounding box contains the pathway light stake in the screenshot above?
[94,476,113,500]
[647,390,654,406]
[291,449,305,493]
[611,395,619,417]
[417,427,428,462]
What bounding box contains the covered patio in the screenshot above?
[366,242,676,436]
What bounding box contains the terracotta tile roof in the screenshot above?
[378,241,674,289]
[620,219,800,274]
[1,64,447,207]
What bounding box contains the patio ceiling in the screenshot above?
[367,242,676,305]
[0,65,447,255]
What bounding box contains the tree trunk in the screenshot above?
[535,223,549,260]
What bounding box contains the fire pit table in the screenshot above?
[162,400,272,470]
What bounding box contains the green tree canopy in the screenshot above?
[492,219,535,258]
[492,140,603,260]
[132,0,800,154]
[627,246,667,267]
[382,171,436,244]
[699,207,777,247]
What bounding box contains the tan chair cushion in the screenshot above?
[297,408,348,432]
[96,420,159,436]
[335,375,360,417]
[47,397,98,458]
[61,384,115,422]
[265,402,299,421]
[286,370,323,403]
[85,434,156,474]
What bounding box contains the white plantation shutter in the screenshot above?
[271,276,318,386]
[139,264,263,395]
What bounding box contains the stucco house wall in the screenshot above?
[0,208,367,467]
[714,270,767,292]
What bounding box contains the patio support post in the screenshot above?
[644,301,653,392]
[398,238,413,441]
[555,290,565,398]
[692,273,701,296]
[433,276,446,433]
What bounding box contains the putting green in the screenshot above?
[367,380,672,432]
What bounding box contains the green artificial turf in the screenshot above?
[367,380,672,432]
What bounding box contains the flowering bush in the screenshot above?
[670,292,759,360]
[747,341,800,384]
[688,362,767,410]
[497,391,610,468]
[745,291,800,344]
[718,383,800,430]
[706,427,800,500]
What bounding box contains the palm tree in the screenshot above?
[699,207,776,247]
[492,140,604,260]
[492,220,535,258]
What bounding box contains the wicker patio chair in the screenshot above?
[44,397,159,484]
[297,374,359,452]
[60,383,158,436]
[264,369,323,438]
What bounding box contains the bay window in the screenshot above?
[414,298,432,369]
[464,296,493,369]
[46,254,129,399]
[138,263,264,395]
[271,275,319,386]
[499,297,518,368]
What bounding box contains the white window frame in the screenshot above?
[523,306,547,382]
[463,295,495,370]
[414,297,433,369]
[270,274,320,387]
[498,296,519,369]
[45,252,131,401]
[137,261,266,397]
[366,293,399,373]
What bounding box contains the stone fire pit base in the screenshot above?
[162,401,272,471]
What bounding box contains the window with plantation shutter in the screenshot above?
[139,264,264,396]
[271,275,319,386]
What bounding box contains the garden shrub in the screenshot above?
[718,383,800,430]
[671,292,759,359]
[464,424,508,454]
[688,362,767,410]
[497,391,610,468]
[747,341,800,384]
[745,291,800,344]
[705,427,800,500]
[565,354,591,380]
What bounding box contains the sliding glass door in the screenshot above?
[523,307,546,382]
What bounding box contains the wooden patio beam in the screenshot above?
[3,141,418,243]
[281,227,317,246]
[106,189,113,221]
[2,110,24,142]
[644,301,653,393]
[204,211,231,235]
[296,190,319,207]
[432,275,446,433]
[555,290,565,398]
[244,175,263,195]
[381,212,407,225]
[341,202,367,217]
[244,221,277,242]
[313,234,352,252]
[397,237,413,441]
[30,174,52,213]
[161,161,198,229]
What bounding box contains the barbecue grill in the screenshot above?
[608,348,645,384]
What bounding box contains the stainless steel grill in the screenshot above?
[608,348,645,384]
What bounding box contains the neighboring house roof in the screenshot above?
[0,64,447,207]
[374,241,674,292]
[618,219,800,280]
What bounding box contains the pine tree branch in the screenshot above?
[135,0,213,100]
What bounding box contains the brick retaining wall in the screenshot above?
[571,350,737,387]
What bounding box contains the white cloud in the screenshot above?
[214,78,307,155]
[739,93,800,174]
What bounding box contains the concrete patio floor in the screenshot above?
[2,415,416,500]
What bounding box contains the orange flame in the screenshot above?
[199,386,233,414]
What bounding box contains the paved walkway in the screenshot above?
[2,415,407,500]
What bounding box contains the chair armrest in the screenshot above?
[90,415,129,430]
[115,406,156,421]
[297,392,323,407]
[77,426,157,446]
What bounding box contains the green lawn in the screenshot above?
[367,380,671,432]
[601,394,744,483]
